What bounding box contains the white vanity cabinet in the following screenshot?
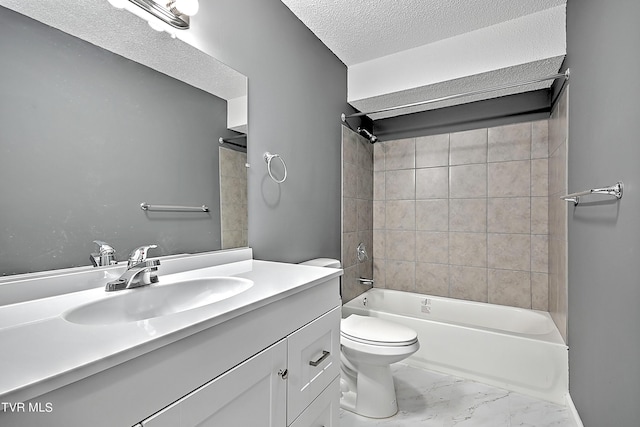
[138,306,341,427]
[0,261,342,427]
[140,340,288,427]
[287,306,341,425]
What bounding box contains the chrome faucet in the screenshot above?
[105,245,160,292]
[90,240,117,267]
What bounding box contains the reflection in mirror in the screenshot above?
[219,138,248,249]
[0,2,248,276]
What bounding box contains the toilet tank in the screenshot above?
[300,258,341,268]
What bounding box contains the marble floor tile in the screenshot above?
[339,364,577,427]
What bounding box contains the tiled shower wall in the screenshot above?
[548,87,569,342]
[372,121,550,310]
[341,126,374,303]
[219,147,248,249]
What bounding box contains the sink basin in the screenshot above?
[63,277,254,325]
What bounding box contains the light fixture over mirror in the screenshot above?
[108,0,199,34]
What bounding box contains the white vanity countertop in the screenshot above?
[0,257,342,404]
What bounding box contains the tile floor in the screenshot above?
[339,363,577,427]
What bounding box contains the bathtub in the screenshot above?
[342,288,568,404]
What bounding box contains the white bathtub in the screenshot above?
[342,288,568,404]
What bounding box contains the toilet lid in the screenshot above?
[341,315,418,346]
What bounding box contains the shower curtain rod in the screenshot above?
[218,135,247,150]
[219,134,246,142]
[341,69,570,121]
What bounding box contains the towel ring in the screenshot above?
[264,152,287,183]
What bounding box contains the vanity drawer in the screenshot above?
[290,377,340,427]
[287,306,341,424]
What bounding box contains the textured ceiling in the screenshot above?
[0,0,246,100]
[281,0,566,66]
[282,0,567,119]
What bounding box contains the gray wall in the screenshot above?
[565,1,640,425]
[200,0,349,263]
[0,7,233,275]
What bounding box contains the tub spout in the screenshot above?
[358,277,374,286]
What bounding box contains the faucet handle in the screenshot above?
[93,240,115,255]
[127,245,158,268]
[90,240,117,267]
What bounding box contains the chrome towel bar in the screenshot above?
[561,181,623,206]
[140,203,209,212]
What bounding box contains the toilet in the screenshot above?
[300,258,420,419]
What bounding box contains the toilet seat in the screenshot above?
[341,315,418,347]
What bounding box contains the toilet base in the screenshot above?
[340,364,398,418]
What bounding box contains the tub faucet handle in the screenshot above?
[357,242,369,262]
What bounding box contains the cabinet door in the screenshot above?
[287,306,341,424]
[290,377,340,427]
[142,339,287,427]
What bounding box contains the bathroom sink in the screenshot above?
[63,277,254,325]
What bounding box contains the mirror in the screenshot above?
[0,1,248,276]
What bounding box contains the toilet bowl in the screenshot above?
[339,314,419,418]
[299,258,420,419]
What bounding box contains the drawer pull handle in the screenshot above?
[309,350,330,367]
[278,369,288,379]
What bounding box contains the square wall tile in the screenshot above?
[384,139,415,170]
[531,120,549,159]
[531,159,548,197]
[532,272,549,311]
[416,167,449,199]
[450,265,488,302]
[416,199,448,231]
[488,233,531,271]
[385,261,416,292]
[531,234,549,273]
[343,165,358,198]
[357,138,374,171]
[488,160,530,197]
[531,197,549,234]
[373,200,386,230]
[373,258,386,288]
[342,232,358,268]
[357,167,374,200]
[449,198,487,232]
[373,142,385,171]
[488,122,531,162]
[416,134,449,168]
[374,171,385,201]
[343,197,357,233]
[449,232,487,267]
[449,164,487,198]
[341,266,359,303]
[356,199,373,231]
[386,230,416,261]
[346,119,551,312]
[385,200,415,230]
[416,232,449,264]
[416,263,449,297]
[385,170,415,200]
[359,259,373,281]
[450,128,488,165]
[222,230,244,249]
[487,198,530,234]
[373,230,386,259]
[488,269,531,308]
[357,230,373,263]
